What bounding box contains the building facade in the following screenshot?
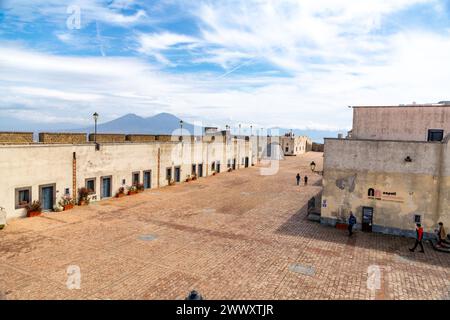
[0,131,255,221]
[280,132,312,156]
[321,103,450,238]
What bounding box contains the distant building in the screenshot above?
[280,131,312,156]
[321,102,450,238]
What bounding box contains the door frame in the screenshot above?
[143,170,152,189]
[100,176,113,199]
[39,183,56,211]
[198,163,203,177]
[174,166,181,182]
[361,206,374,232]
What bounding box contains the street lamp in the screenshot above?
[250,125,253,136]
[310,161,316,172]
[179,120,183,141]
[239,124,241,136]
[93,112,99,150]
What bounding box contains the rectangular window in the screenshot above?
[166,168,172,181]
[428,129,444,142]
[85,178,96,194]
[15,187,31,209]
[211,162,216,171]
[65,188,70,195]
[414,214,421,223]
[132,172,140,185]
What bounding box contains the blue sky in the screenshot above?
[0,0,450,131]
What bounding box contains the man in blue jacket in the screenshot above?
[348,212,357,236]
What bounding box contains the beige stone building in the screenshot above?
[321,102,450,238]
[280,132,312,156]
[0,131,254,221]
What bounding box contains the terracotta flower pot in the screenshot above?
[63,204,74,211]
[27,211,42,218]
[128,191,137,195]
[116,193,125,198]
[335,222,349,230]
[78,200,87,206]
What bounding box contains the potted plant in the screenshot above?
[59,195,75,211]
[127,185,138,195]
[168,179,175,186]
[0,207,6,230]
[26,200,42,217]
[116,187,125,198]
[212,171,216,176]
[227,167,232,172]
[186,175,192,182]
[78,187,90,206]
[191,174,197,181]
[137,183,145,193]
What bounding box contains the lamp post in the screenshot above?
[310,161,316,172]
[250,125,253,136]
[93,112,99,149]
[239,124,241,136]
[179,120,183,141]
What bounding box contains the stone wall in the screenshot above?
[39,133,87,144]
[312,143,324,152]
[321,138,448,236]
[126,134,156,143]
[0,132,33,144]
[88,134,126,143]
[352,105,450,141]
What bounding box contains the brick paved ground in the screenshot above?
[0,152,449,300]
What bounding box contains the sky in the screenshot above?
[0,0,450,131]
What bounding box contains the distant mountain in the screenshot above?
[71,112,197,135]
[0,112,342,142]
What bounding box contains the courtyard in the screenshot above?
[0,152,448,300]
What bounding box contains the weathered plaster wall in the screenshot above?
[0,138,254,220]
[352,106,450,141]
[322,138,448,236]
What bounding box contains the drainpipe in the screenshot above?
[157,147,161,188]
[435,134,449,228]
[72,152,77,202]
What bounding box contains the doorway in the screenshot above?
[143,170,151,189]
[39,184,55,211]
[245,157,249,168]
[174,166,181,182]
[362,207,374,232]
[198,164,203,177]
[232,158,236,170]
[101,176,112,198]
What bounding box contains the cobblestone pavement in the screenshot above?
[0,152,449,300]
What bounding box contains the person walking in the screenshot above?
[304,176,308,186]
[437,222,447,246]
[296,173,301,186]
[348,212,356,236]
[409,223,425,253]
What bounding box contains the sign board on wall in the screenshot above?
[367,188,404,203]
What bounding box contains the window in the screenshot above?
[428,129,444,142]
[15,187,31,209]
[285,147,289,152]
[166,168,172,180]
[132,172,140,185]
[211,162,216,171]
[85,178,96,194]
[414,214,421,224]
[65,188,70,195]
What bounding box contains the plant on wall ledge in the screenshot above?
[78,187,90,206]
[59,195,75,211]
[116,187,125,198]
[26,200,42,217]
[127,185,138,195]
